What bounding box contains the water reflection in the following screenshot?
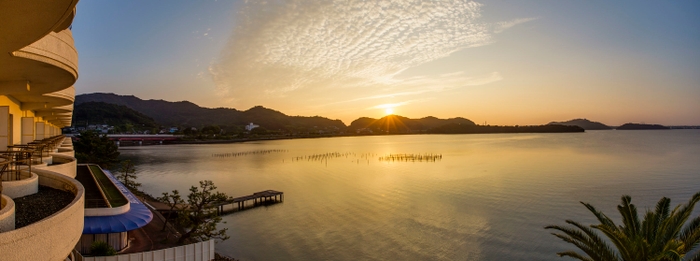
[119,130,700,260]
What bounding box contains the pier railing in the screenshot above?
[209,190,284,215]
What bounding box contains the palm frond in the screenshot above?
[582,202,617,228]
[617,195,641,238]
[658,195,700,249]
[648,197,671,252]
[547,225,602,259]
[679,215,700,253]
[546,221,620,261]
[566,220,620,261]
[592,223,636,260]
[548,192,700,260]
[642,210,659,248]
[648,245,681,261]
[556,251,595,261]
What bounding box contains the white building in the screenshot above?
[245,122,259,131]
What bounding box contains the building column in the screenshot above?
[0,106,9,151]
[36,121,45,140]
[45,123,51,138]
[21,117,34,144]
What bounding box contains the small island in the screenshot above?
[616,123,670,130]
[548,118,612,130]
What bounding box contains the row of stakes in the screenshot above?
[378,153,443,162]
[212,149,288,158]
[212,150,442,163]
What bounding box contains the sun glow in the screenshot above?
[385,107,394,115]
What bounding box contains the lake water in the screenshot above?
[119,130,700,260]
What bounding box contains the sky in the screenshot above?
[72,1,700,126]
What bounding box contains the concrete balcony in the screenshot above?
[0,195,15,233]
[2,170,39,199]
[0,29,78,96]
[43,85,75,103]
[52,104,74,114]
[37,153,77,178]
[0,169,85,261]
[22,86,76,113]
[0,0,78,52]
[55,147,75,158]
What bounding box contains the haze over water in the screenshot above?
[120,130,700,260]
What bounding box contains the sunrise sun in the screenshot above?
[385,107,394,115]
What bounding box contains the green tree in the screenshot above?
[74,130,120,168]
[183,127,197,137]
[201,125,221,136]
[158,189,184,232]
[546,192,700,261]
[124,123,134,133]
[160,180,230,244]
[89,241,117,256]
[116,160,140,190]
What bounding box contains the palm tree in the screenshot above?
[546,192,700,261]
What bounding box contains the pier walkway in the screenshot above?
[210,190,284,215]
[148,190,284,216]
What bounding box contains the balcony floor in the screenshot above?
[13,185,74,228]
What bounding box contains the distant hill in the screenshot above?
[548,118,612,130]
[348,115,475,133]
[616,123,670,130]
[73,102,158,132]
[75,93,345,132]
[429,124,584,134]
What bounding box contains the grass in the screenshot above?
[89,165,129,207]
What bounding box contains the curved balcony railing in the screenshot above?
[0,0,79,52]
[0,195,15,233]
[43,85,76,104]
[37,153,77,178]
[1,170,39,199]
[0,168,85,261]
[56,147,74,157]
[12,29,78,79]
[1,28,79,97]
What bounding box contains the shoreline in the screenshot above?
[126,129,587,147]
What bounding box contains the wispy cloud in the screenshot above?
[209,1,523,111]
[494,17,540,33]
[314,71,502,108]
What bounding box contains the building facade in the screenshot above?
[0,1,84,260]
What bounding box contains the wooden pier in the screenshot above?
[210,190,284,215]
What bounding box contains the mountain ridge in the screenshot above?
[348,115,476,133]
[75,93,346,132]
[76,93,663,134]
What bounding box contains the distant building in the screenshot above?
[356,128,373,134]
[245,123,259,131]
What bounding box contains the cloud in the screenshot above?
[313,71,502,109]
[209,0,520,110]
[494,17,539,33]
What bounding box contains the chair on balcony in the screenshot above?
[1,147,33,180]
